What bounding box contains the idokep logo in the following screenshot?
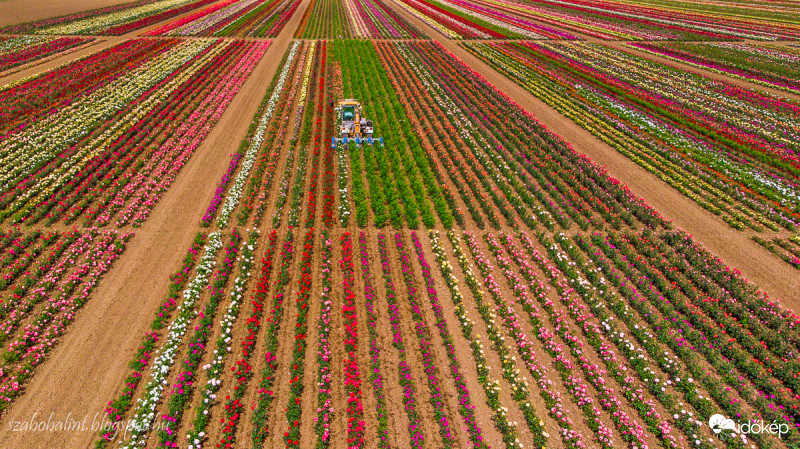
[709,415,736,434]
[709,414,789,437]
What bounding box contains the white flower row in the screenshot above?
[41,0,197,35]
[119,231,223,449]
[337,147,350,225]
[271,42,316,227]
[0,39,215,192]
[186,231,258,449]
[216,41,300,228]
[7,39,225,216]
[171,0,261,36]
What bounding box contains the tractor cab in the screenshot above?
[340,102,357,139]
[333,99,382,148]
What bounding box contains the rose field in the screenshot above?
[0,36,97,76]
[0,0,224,36]
[454,0,800,40]
[295,0,427,38]
[0,0,799,448]
[146,0,302,37]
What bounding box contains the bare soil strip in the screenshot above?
[0,0,134,27]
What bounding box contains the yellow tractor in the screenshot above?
[332,99,382,148]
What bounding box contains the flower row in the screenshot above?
[0,36,94,76]
[147,0,302,37]
[461,0,800,41]
[463,41,800,233]
[21,0,217,35]
[394,0,577,39]
[430,231,539,449]
[227,229,290,448]
[314,230,334,447]
[332,41,453,229]
[397,233,488,448]
[98,233,206,446]
[340,234,366,448]
[116,231,223,449]
[0,229,131,413]
[374,40,664,232]
[296,0,426,38]
[376,234,425,447]
[0,38,269,228]
[208,41,300,228]
[184,230,258,449]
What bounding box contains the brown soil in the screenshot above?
[0,0,134,27]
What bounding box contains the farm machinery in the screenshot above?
[331,99,383,148]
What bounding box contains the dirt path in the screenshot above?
[383,0,800,308]
[0,0,133,27]
[0,3,308,447]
